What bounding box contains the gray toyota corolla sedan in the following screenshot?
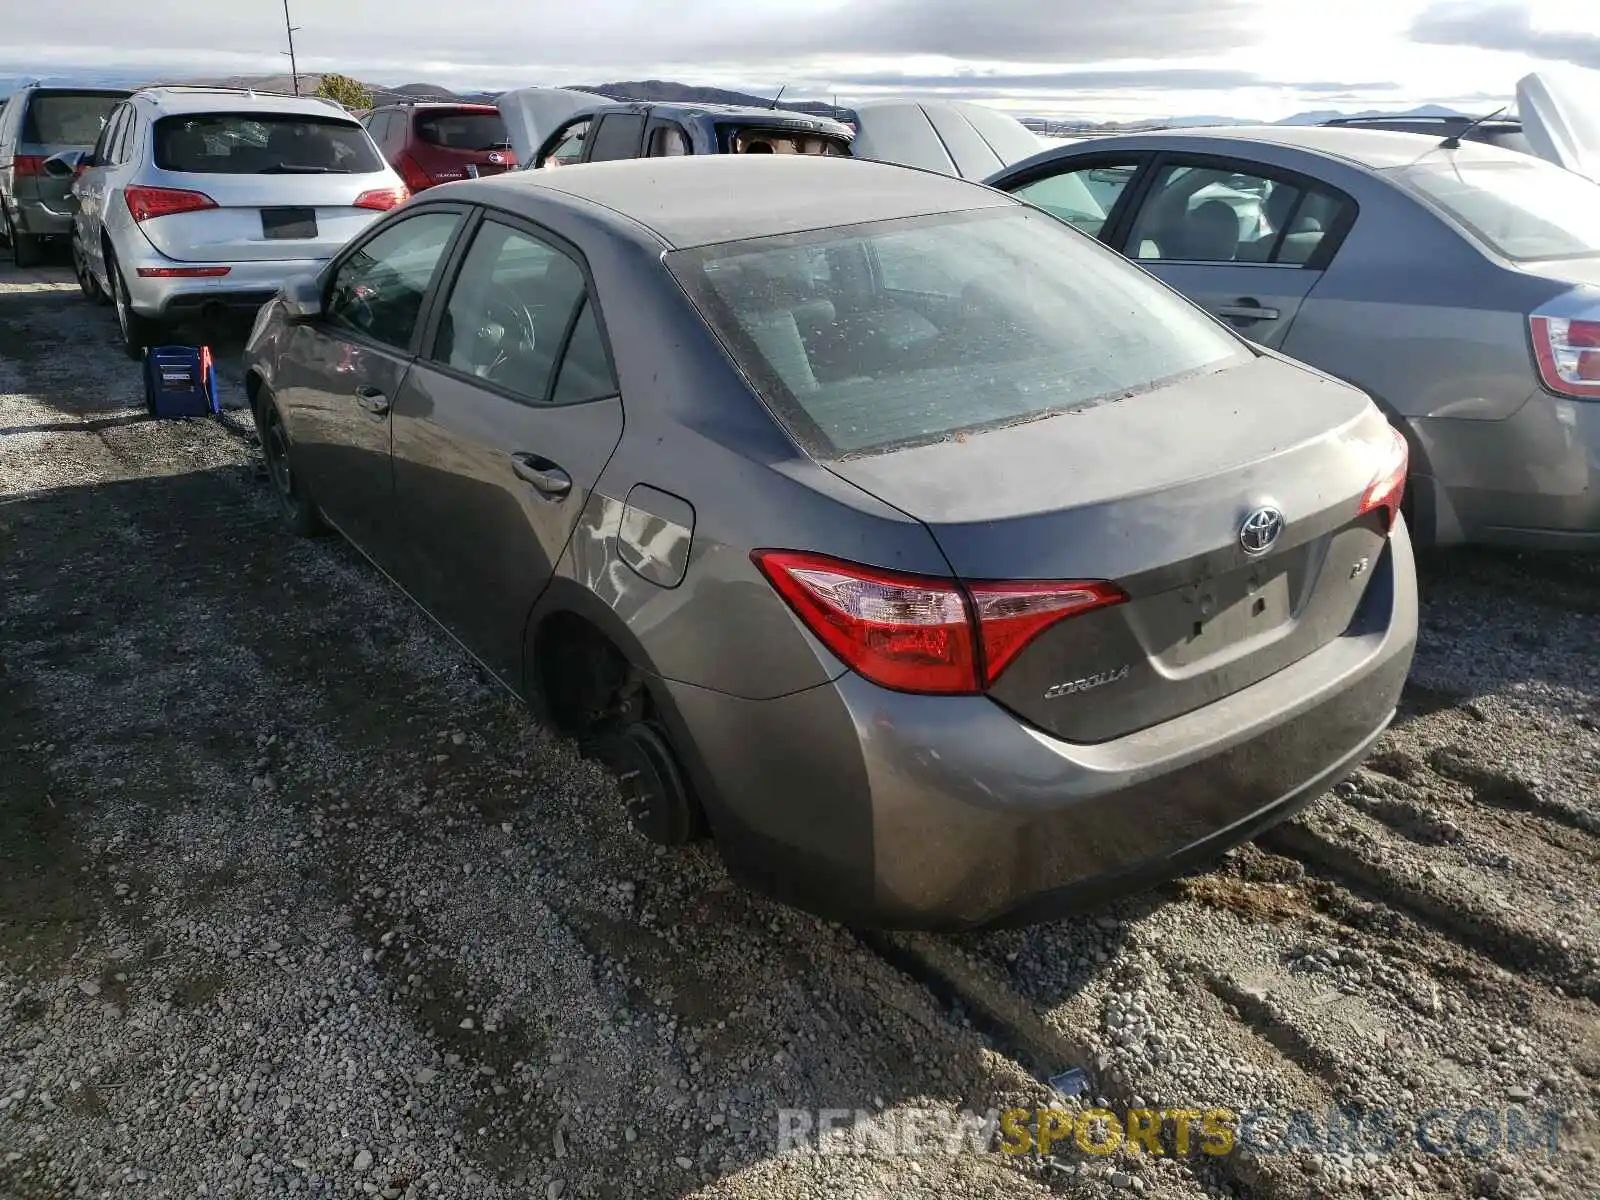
[243,155,1418,928]
[984,126,1600,551]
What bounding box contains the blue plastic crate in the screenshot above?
[143,345,219,418]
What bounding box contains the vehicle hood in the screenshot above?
[496,87,602,166]
[1516,68,1600,182]
[847,99,1042,179]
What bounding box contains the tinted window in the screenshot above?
[414,111,509,150]
[153,113,383,174]
[1390,158,1600,260]
[431,220,595,404]
[550,300,618,403]
[326,212,461,350]
[1010,162,1138,237]
[1128,164,1347,265]
[543,118,590,167]
[587,113,646,162]
[669,207,1248,456]
[20,91,121,146]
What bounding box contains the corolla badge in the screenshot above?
[1239,505,1285,556]
[1044,664,1130,700]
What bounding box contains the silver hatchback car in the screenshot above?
[67,86,408,358]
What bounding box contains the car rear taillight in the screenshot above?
[1356,425,1409,532]
[12,155,45,178]
[1530,313,1600,399]
[125,185,217,222]
[394,152,433,193]
[354,187,409,211]
[751,549,1127,695]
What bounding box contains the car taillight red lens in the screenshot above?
[1356,425,1409,532]
[354,187,409,211]
[124,185,217,222]
[395,153,433,193]
[1530,314,1600,398]
[135,266,231,278]
[751,549,1127,695]
[12,155,45,178]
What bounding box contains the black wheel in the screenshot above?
[3,206,41,268]
[256,393,321,537]
[108,250,161,360]
[72,233,105,302]
[608,720,700,846]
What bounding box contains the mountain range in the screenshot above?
[0,69,1474,130]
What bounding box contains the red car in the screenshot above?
[361,102,517,192]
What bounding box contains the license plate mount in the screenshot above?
[261,207,317,239]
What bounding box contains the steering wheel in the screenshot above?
[466,283,539,377]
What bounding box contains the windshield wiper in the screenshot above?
[259,163,351,174]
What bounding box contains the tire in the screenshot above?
[108,251,161,360]
[72,233,105,303]
[256,391,321,537]
[2,206,41,267]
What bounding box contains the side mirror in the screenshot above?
[43,149,86,179]
[282,274,323,323]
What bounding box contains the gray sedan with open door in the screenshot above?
[243,155,1416,928]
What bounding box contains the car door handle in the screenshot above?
[353,386,390,415]
[1214,299,1280,322]
[510,452,572,498]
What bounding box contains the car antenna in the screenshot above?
[1439,105,1509,149]
[768,84,787,110]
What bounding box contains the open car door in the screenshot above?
[1517,68,1600,182]
[495,87,601,169]
[848,99,1042,179]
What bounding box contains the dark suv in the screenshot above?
[363,101,516,193]
[0,83,128,266]
[533,101,852,168]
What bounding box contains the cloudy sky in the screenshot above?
[5,0,1599,120]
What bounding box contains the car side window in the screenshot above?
[550,298,619,403]
[430,219,606,405]
[542,118,591,167]
[1126,163,1350,266]
[324,211,462,351]
[646,122,690,156]
[587,113,647,162]
[89,106,123,166]
[112,109,137,165]
[1010,162,1139,238]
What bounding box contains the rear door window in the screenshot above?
[646,122,691,156]
[21,91,122,146]
[1389,158,1600,261]
[429,219,607,404]
[586,113,646,162]
[1126,162,1351,266]
[414,110,509,151]
[152,113,383,174]
[325,211,463,351]
[668,206,1249,456]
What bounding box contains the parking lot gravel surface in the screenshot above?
[1,260,1597,1200]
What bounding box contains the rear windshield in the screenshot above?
[1389,158,1600,261]
[21,91,122,146]
[668,206,1249,457]
[153,113,383,175]
[414,110,510,151]
[720,125,851,156]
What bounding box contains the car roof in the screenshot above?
[458,154,1013,248]
[1099,123,1526,170]
[379,101,499,113]
[131,87,357,121]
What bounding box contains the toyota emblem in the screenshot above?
[1239,505,1285,556]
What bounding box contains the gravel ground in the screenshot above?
[1,259,1597,1200]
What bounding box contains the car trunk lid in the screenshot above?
[494,87,600,168]
[18,88,127,209]
[849,98,1044,179]
[824,354,1398,742]
[1516,68,1600,182]
[133,173,382,262]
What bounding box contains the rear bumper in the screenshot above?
[1412,391,1600,548]
[665,523,1419,930]
[7,194,72,238]
[119,246,327,321]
